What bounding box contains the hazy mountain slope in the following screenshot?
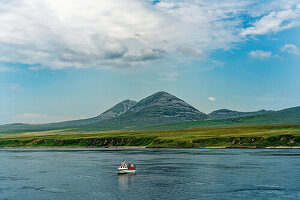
[0,100,136,133]
[208,109,274,120]
[0,117,99,134]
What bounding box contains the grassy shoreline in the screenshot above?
[0,136,298,148]
[1,145,300,149]
[0,124,299,148]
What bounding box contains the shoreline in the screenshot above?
[0,130,299,149]
[1,146,300,149]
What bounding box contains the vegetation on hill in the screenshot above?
[144,106,300,131]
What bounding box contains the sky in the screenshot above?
[0,0,300,124]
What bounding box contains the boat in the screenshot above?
[117,160,136,174]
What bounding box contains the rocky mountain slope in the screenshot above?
[122,91,208,121]
[95,91,209,129]
[97,99,137,121]
[0,99,137,133]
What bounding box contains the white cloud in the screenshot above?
[249,50,272,59]
[11,113,76,124]
[280,44,300,55]
[0,0,299,70]
[177,46,204,57]
[103,41,128,59]
[125,48,166,62]
[208,97,216,101]
[241,5,300,36]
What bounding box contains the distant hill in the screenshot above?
[0,100,136,133]
[144,106,300,130]
[0,115,99,134]
[208,109,273,120]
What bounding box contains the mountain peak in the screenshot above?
[124,91,208,121]
[145,91,174,100]
[153,91,172,96]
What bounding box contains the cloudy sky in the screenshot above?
[1,0,300,124]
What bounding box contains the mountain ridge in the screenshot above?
[208,109,274,120]
[144,105,300,131]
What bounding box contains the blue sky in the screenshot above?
[0,0,300,124]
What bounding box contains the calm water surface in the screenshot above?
[0,148,300,200]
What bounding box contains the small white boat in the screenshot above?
[117,160,136,174]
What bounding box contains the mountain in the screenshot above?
[126,91,208,121]
[97,100,137,121]
[208,109,273,120]
[0,92,208,133]
[105,91,208,126]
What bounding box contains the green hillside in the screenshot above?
[208,109,273,119]
[143,106,300,131]
[1,106,300,135]
[1,88,299,136]
[73,105,300,132]
[1,106,299,148]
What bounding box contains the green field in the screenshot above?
[0,124,299,148]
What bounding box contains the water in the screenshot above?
[0,148,300,200]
